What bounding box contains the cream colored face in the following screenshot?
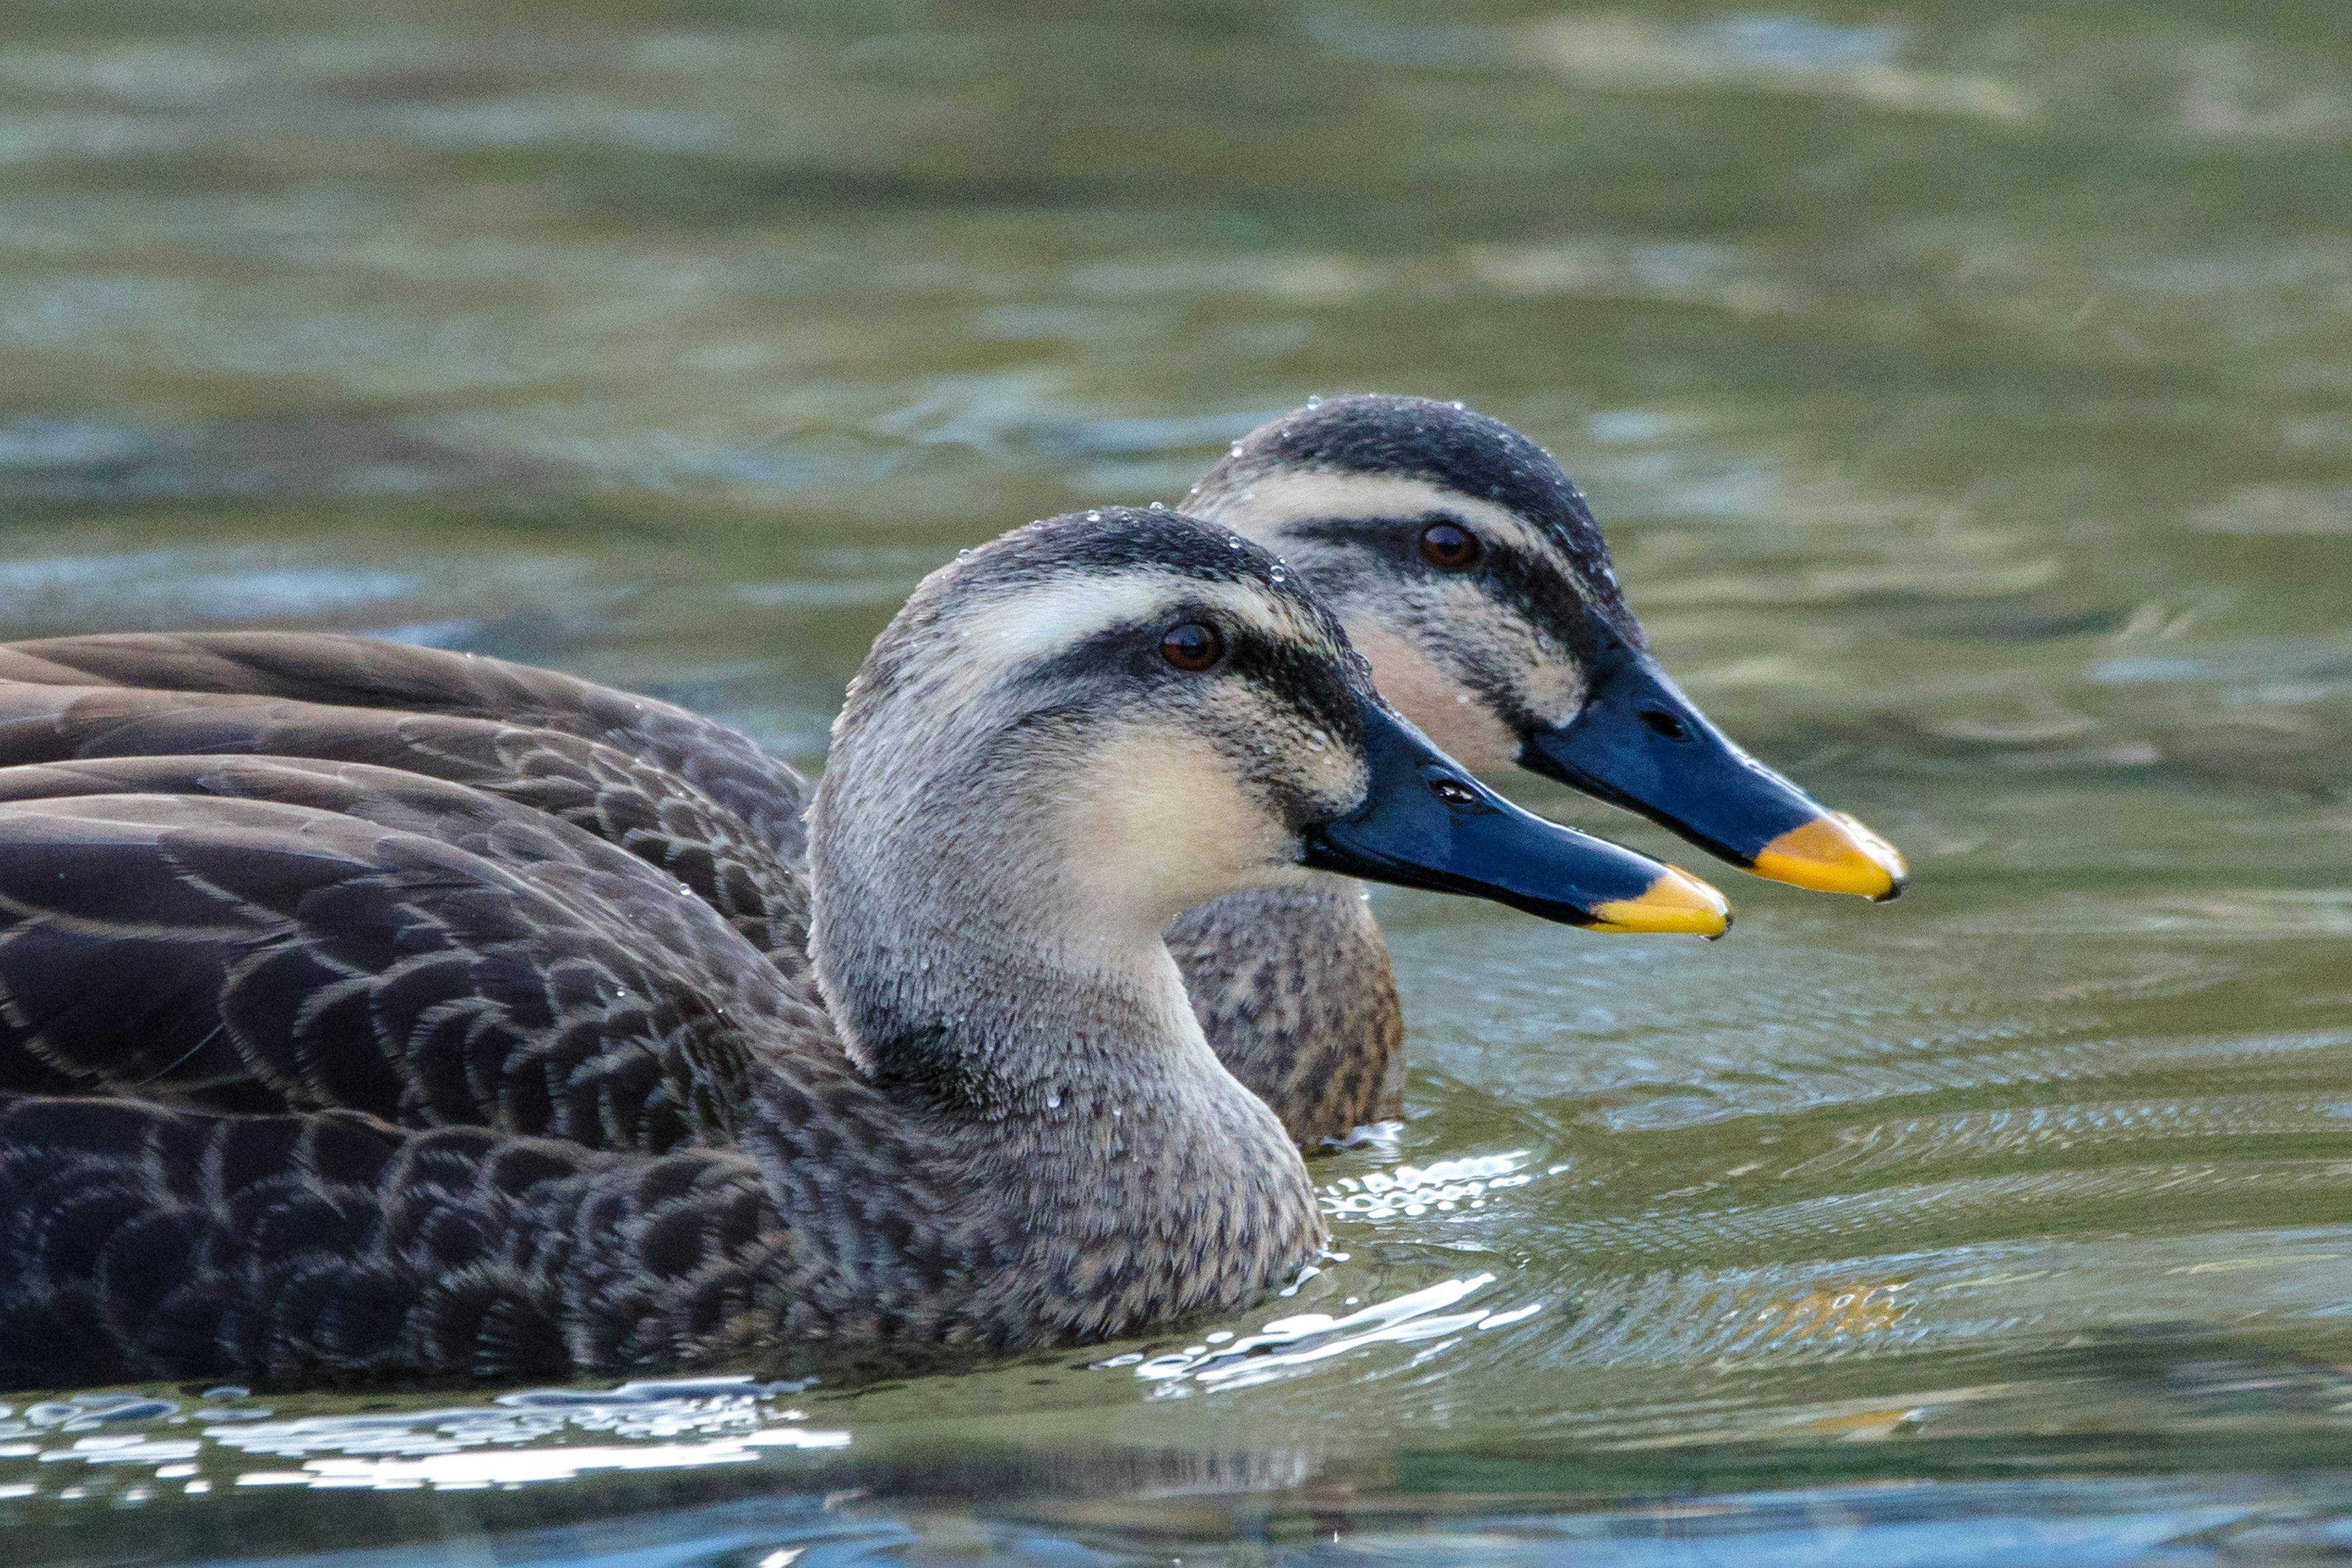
[1343,623,1523,774]
[837,542,1378,941]
[1187,470,1610,775]
[1038,610,1373,931]
[1055,715,1355,932]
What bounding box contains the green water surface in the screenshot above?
[1,1,2349,1561]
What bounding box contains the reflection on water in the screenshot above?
[5,0,2352,1558]
[1122,1273,1531,1393]
[0,1381,843,1504]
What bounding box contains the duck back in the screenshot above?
[0,632,811,859]
[0,633,1401,1147]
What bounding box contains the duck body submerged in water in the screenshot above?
[0,510,1719,1389]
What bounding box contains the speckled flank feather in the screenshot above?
[0,636,815,973]
[0,1099,794,1389]
[0,511,1343,1389]
[0,759,804,1150]
[1164,883,1404,1145]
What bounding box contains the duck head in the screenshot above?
[813,505,1731,1104]
[809,508,1728,1096]
[815,506,1725,946]
[1185,394,1907,901]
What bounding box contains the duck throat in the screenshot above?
[878,916,1332,1313]
[806,750,1234,1116]
[804,760,1327,1336]
[832,923,1207,1118]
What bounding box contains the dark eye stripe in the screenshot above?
[1283,512,1627,673]
[1013,617,1362,742]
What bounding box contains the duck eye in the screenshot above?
[1158,621,1225,673]
[1419,520,1482,570]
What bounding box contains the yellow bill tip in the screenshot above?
[1589,864,1733,938]
[1751,812,1909,901]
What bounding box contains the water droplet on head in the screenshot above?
[1226,535,1243,549]
[1305,394,1324,408]
[957,548,972,559]
[1450,400,1465,410]
[1148,500,1166,510]
[1307,729,1328,751]
[1045,1094,1062,1110]
[1085,510,1102,522]
[1269,565,1287,583]
[1229,442,1245,457]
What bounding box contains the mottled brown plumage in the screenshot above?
[1164,883,1404,1144]
[0,756,791,1148]
[7,511,1613,1389]
[0,635,813,972]
[0,631,1400,1147]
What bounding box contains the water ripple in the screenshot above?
[0,1379,845,1504]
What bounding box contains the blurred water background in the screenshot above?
[3,0,2351,1562]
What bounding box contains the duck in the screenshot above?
[0,508,1726,1389]
[0,396,1895,1149]
[1166,394,1908,1144]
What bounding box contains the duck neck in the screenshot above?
[809,772,1233,1115]
[802,753,1325,1339]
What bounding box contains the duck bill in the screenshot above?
[1303,703,1730,937]
[1520,649,1907,902]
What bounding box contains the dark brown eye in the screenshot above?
[1158,621,1224,672]
[1419,519,1482,570]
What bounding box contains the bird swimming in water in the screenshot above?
[1166,394,1908,1144]
[0,508,1722,1389]
[0,396,1898,1154]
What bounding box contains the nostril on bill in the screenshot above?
[1427,777,1479,807]
[1638,708,1691,742]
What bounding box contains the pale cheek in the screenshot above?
[1292,743,1368,821]
[1347,624,1523,776]
[1058,741,1289,925]
[1520,658,1588,731]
